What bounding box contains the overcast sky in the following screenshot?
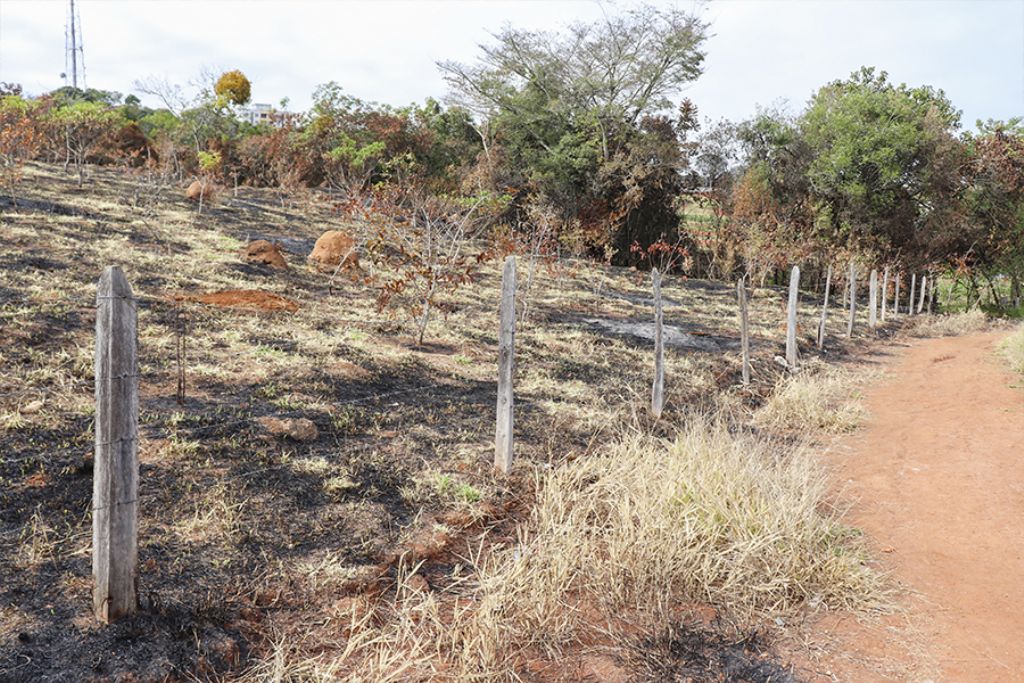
[1,0,1021,129]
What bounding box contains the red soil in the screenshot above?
[174,289,299,312]
[808,330,1024,680]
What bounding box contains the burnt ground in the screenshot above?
[0,162,881,681]
[626,620,798,683]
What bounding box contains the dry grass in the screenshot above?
[234,416,884,682]
[904,309,989,337]
[754,364,871,435]
[2,161,889,680]
[1000,325,1024,375]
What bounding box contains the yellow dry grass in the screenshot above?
[233,415,885,682]
[905,309,988,337]
[1000,324,1024,375]
[754,364,871,435]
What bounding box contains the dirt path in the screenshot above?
[816,330,1024,681]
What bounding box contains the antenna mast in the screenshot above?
[64,0,86,89]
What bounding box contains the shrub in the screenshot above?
[0,95,39,197]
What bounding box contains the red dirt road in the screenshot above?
[820,330,1024,681]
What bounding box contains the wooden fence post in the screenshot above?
[93,266,139,624]
[928,273,937,313]
[918,275,928,314]
[881,267,889,322]
[817,264,832,350]
[737,277,751,386]
[495,256,516,474]
[868,269,878,329]
[846,261,857,337]
[913,274,921,317]
[651,269,665,417]
[894,273,901,317]
[786,265,800,370]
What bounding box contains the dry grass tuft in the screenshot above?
[1000,325,1024,375]
[754,365,870,434]
[905,309,988,337]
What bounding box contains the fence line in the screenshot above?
[6,259,947,614]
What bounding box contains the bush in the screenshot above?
[0,95,39,194]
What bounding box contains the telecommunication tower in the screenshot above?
[64,0,86,89]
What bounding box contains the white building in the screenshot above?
[237,103,299,128]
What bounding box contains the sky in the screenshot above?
[1,0,1021,130]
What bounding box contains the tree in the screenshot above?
[0,95,39,200]
[44,101,123,187]
[438,3,708,260]
[962,120,1024,309]
[801,67,963,264]
[439,4,707,150]
[214,70,252,106]
[351,182,505,345]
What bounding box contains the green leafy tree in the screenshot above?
[44,101,123,187]
[801,67,963,265]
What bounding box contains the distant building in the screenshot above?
[237,103,297,128]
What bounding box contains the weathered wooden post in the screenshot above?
[846,261,857,337]
[918,275,927,314]
[651,268,665,417]
[868,269,878,329]
[881,267,889,322]
[913,274,921,317]
[737,276,751,386]
[894,273,901,317]
[928,273,937,313]
[786,265,800,370]
[495,256,516,474]
[817,264,832,350]
[93,266,139,623]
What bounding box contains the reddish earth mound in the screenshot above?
[185,179,216,202]
[308,230,359,271]
[175,289,299,312]
[242,240,288,269]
